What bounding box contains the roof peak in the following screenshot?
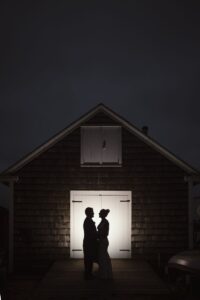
[1,103,199,176]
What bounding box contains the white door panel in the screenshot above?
[102,195,131,258]
[71,194,100,258]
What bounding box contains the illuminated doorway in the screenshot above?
[70,191,132,259]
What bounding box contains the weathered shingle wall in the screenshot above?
[13,112,188,269]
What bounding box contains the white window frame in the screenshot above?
[80,126,122,167]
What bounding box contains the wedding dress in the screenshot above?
[97,219,113,279]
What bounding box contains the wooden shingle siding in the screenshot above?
[13,112,188,268]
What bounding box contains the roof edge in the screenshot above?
[1,103,199,176]
[1,103,106,174]
[0,175,19,183]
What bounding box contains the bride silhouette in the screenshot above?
[97,209,113,280]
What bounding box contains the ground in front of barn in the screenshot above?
[1,260,200,300]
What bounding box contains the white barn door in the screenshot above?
[70,191,131,259]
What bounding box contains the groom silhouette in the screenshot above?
[83,207,98,279]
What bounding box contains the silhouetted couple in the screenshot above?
[83,207,113,280]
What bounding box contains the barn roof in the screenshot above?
[1,103,199,176]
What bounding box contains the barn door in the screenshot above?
[70,191,131,259]
[70,193,101,258]
[101,195,131,258]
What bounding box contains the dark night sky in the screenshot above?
[0,0,200,187]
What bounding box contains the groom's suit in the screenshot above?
[83,217,98,278]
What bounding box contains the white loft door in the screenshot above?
[70,191,131,259]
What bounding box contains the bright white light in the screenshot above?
[70,191,131,259]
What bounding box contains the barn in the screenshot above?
[0,103,199,272]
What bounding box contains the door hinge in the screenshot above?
[120,200,130,202]
[72,249,82,251]
[72,201,83,202]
